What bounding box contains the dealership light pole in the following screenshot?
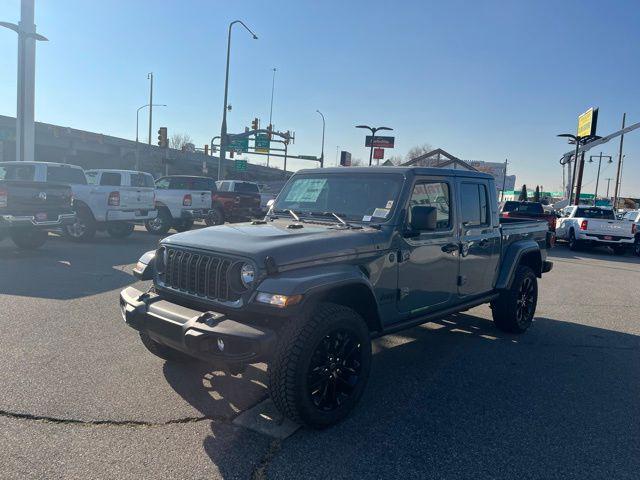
[316,110,325,168]
[558,133,583,204]
[612,113,626,209]
[1,0,48,162]
[588,152,612,205]
[218,20,258,181]
[356,125,393,166]
[266,67,276,167]
[136,103,166,170]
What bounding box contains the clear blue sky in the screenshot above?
[1,0,639,195]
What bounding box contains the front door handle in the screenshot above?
[441,243,458,254]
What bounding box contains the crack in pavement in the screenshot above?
[0,409,230,428]
[251,439,282,480]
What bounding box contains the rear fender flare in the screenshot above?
[495,240,541,290]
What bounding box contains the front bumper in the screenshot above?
[0,212,76,229]
[120,286,276,366]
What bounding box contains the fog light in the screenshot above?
[255,292,303,307]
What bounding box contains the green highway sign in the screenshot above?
[229,136,249,152]
[255,134,270,153]
[235,159,248,171]
[298,155,318,161]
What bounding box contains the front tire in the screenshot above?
[174,218,194,233]
[145,208,172,235]
[268,302,372,428]
[491,265,537,334]
[10,228,48,249]
[106,222,134,238]
[63,208,96,242]
[139,332,193,362]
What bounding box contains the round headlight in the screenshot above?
[240,263,255,287]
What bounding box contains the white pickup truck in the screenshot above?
[0,162,157,241]
[621,210,640,256]
[145,175,212,235]
[556,205,635,254]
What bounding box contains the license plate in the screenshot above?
[604,235,612,240]
[35,212,47,221]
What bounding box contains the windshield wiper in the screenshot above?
[269,208,303,222]
[307,211,361,229]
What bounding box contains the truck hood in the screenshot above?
[162,219,389,268]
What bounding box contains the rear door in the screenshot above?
[457,180,501,297]
[396,177,459,315]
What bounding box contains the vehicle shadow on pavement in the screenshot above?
[162,361,268,420]
[0,231,161,299]
[258,313,640,479]
[551,243,640,265]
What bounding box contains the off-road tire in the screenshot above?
[106,222,135,238]
[145,208,172,235]
[63,207,96,242]
[139,332,193,362]
[205,208,224,227]
[268,302,372,428]
[634,239,640,257]
[10,228,48,249]
[491,265,537,334]
[568,229,579,251]
[174,218,194,233]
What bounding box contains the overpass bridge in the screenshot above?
[0,114,291,182]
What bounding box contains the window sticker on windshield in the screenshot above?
[372,208,390,218]
[385,200,394,209]
[362,215,372,222]
[284,179,327,203]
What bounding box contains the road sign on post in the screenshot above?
[365,136,395,148]
[229,136,249,153]
[235,159,248,171]
[255,134,270,153]
[373,148,384,160]
[298,155,318,161]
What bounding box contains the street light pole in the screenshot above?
[218,20,258,182]
[136,103,166,170]
[500,158,508,202]
[316,110,325,168]
[1,0,48,162]
[613,112,626,210]
[266,67,276,168]
[356,125,393,166]
[558,133,582,204]
[147,73,154,145]
[605,177,612,198]
[588,152,612,205]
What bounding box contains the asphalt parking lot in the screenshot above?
[1,227,639,480]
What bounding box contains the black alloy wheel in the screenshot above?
[307,329,363,412]
[515,275,536,329]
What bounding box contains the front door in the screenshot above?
[397,179,460,316]
[458,181,501,297]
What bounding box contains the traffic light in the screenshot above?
[157,127,168,148]
[267,123,272,140]
[251,118,259,130]
[204,144,209,156]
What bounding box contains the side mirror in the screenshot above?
[410,205,437,232]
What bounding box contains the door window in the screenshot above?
[409,182,451,230]
[155,178,170,189]
[0,164,35,180]
[460,183,490,226]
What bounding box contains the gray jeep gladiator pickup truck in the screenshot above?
[121,167,553,427]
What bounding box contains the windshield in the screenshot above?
[503,201,543,214]
[274,173,404,223]
[575,208,615,220]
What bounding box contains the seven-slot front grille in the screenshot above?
[161,247,239,302]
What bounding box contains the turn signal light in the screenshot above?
[108,191,120,206]
[580,220,588,231]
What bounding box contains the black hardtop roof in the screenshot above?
[296,166,494,180]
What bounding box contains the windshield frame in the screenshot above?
[273,172,406,225]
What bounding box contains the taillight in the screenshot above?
[580,220,588,231]
[0,188,7,208]
[108,191,120,206]
[501,211,510,217]
[550,216,556,231]
[211,192,216,205]
[632,223,637,235]
[183,194,192,207]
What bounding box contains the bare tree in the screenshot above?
[351,157,363,166]
[405,143,433,162]
[387,155,404,165]
[169,133,193,150]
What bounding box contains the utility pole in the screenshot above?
[605,177,612,198]
[500,158,508,202]
[573,151,586,205]
[266,67,276,167]
[335,146,340,166]
[1,0,48,162]
[147,73,153,145]
[316,110,325,168]
[613,112,626,210]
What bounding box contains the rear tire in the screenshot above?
[634,239,640,257]
[10,228,48,250]
[268,302,372,428]
[139,332,193,362]
[145,208,171,235]
[568,229,579,251]
[491,265,537,334]
[205,208,224,227]
[106,222,135,238]
[63,208,96,242]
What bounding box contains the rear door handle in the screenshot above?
[441,243,458,254]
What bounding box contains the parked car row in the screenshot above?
[0,161,268,248]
